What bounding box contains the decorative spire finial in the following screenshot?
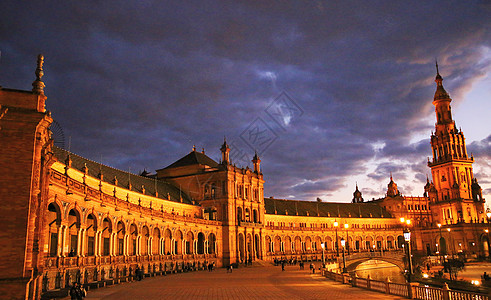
[435,59,440,76]
[32,54,45,94]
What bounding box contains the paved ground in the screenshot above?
[81,265,405,300]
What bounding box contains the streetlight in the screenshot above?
[321,242,325,267]
[334,221,339,258]
[344,223,350,255]
[404,229,412,282]
[340,238,347,273]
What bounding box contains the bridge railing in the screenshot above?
[322,269,489,300]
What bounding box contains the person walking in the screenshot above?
[69,282,85,300]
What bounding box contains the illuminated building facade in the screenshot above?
[0,56,488,300]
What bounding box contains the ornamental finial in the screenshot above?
[32,54,45,94]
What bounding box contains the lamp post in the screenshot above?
[437,223,443,262]
[404,229,412,283]
[321,242,325,267]
[344,223,350,255]
[340,238,347,273]
[334,221,339,258]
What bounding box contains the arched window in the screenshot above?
[86,214,97,256]
[47,203,61,257]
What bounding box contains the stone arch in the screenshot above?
[197,232,205,254]
[481,234,490,258]
[86,213,98,256]
[238,233,245,262]
[101,217,112,256]
[185,231,194,254]
[375,235,383,250]
[246,233,253,260]
[141,225,150,255]
[324,236,333,251]
[386,235,395,249]
[253,209,258,223]
[274,236,282,253]
[116,221,125,255]
[366,236,374,250]
[67,208,81,256]
[129,223,138,256]
[237,207,243,225]
[245,208,250,222]
[152,227,161,255]
[313,236,322,251]
[208,233,216,254]
[254,234,261,258]
[47,202,62,257]
[164,228,172,255]
[174,230,183,255]
[284,236,292,252]
[294,236,302,252]
[265,235,272,253]
[304,236,312,251]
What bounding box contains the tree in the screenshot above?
[443,259,465,281]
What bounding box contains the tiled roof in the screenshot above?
[162,150,219,169]
[264,198,392,218]
[52,146,193,205]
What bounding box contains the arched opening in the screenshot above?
[185,231,194,255]
[439,237,447,255]
[397,235,404,249]
[387,236,395,250]
[116,221,125,256]
[67,209,80,256]
[86,214,97,256]
[482,236,490,258]
[174,230,183,255]
[238,233,245,262]
[305,236,312,252]
[129,224,138,256]
[237,207,243,225]
[152,227,160,255]
[254,234,260,258]
[366,236,374,251]
[246,233,253,260]
[47,203,61,257]
[141,226,149,255]
[284,236,292,253]
[253,209,258,223]
[324,236,333,252]
[208,233,216,254]
[245,208,250,222]
[354,260,405,283]
[164,229,172,255]
[294,236,302,252]
[265,236,272,253]
[274,236,282,253]
[197,232,205,254]
[102,218,112,256]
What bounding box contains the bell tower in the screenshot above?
[427,62,485,224]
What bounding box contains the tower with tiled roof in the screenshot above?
[427,62,485,224]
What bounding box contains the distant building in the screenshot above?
[0,56,488,300]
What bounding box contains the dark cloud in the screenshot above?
[1,0,490,202]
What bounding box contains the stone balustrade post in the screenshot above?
[442,282,450,300]
[366,274,371,289]
[385,277,390,294]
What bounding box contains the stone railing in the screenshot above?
[322,269,489,300]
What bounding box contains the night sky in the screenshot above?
[1,1,490,203]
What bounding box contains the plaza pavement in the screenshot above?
[79,265,405,300]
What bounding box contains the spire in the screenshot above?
[252,151,261,173]
[434,61,450,101]
[32,54,45,94]
[220,137,230,164]
[192,145,196,152]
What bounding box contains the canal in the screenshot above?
[353,260,406,283]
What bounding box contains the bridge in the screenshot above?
[337,251,406,272]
